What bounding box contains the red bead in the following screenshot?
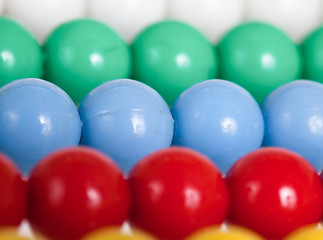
[128,147,229,240]
[27,147,131,240]
[226,147,323,240]
[0,153,26,226]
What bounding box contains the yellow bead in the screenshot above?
[184,225,265,240]
[0,227,48,240]
[283,224,323,240]
[81,226,157,240]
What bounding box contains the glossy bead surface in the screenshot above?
[43,19,131,104]
[6,0,87,43]
[169,0,245,43]
[129,147,229,240]
[171,80,264,173]
[81,226,157,240]
[184,225,265,240]
[0,78,81,174]
[28,147,131,240]
[218,22,302,103]
[301,26,323,83]
[132,20,217,105]
[0,17,42,87]
[262,80,323,171]
[88,0,167,43]
[226,147,323,240]
[0,153,26,226]
[79,79,173,173]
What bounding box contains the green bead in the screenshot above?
[131,20,217,105]
[43,19,131,104]
[218,22,302,103]
[301,26,323,83]
[0,17,43,87]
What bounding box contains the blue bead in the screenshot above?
[262,80,323,171]
[0,78,81,175]
[78,79,174,174]
[171,79,264,174]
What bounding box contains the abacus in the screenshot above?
[0,1,323,240]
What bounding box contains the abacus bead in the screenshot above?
[301,26,323,83]
[262,80,323,171]
[0,17,42,87]
[132,20,217,105]
[0,78,81,174]
[218,22,302,103]
[171,79,264,173]
[246,0,323,42]
[6,0,87,43]
[88,0,167,43]
[169,0,245,43]
[43,19,131,104]
[78,79,173,174]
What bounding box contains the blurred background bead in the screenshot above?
[184,225,265,240]
[246,0,323,42]
[88,0,167,43]
[301,26,323,84]
[81,226,157,240]
[0,0,6,14]
[283,224,323,240]
[5,0,87,43]
[168,0,245,43]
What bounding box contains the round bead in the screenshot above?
[78,79,173,174]
[128,147,229,240]
[169,0,245,43]
[226,147,323,240]
[283,224,323,240]
[43,19,131,104]
[0,153,26,226]
[171,80,264,173]
[0,0,5,14]
[218,22,302,103]
[184,225,265,240]
[246,0,323,42]
[88,0,167,43]
[81,226,157,240]
[132,20,217,105]
[0,78,81,174]
[0,226,48,240]
[6,0,87,43]
[301,26,323,83]
[262,80,323,170]
[0,17,42,88]
[28,147,131,240]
